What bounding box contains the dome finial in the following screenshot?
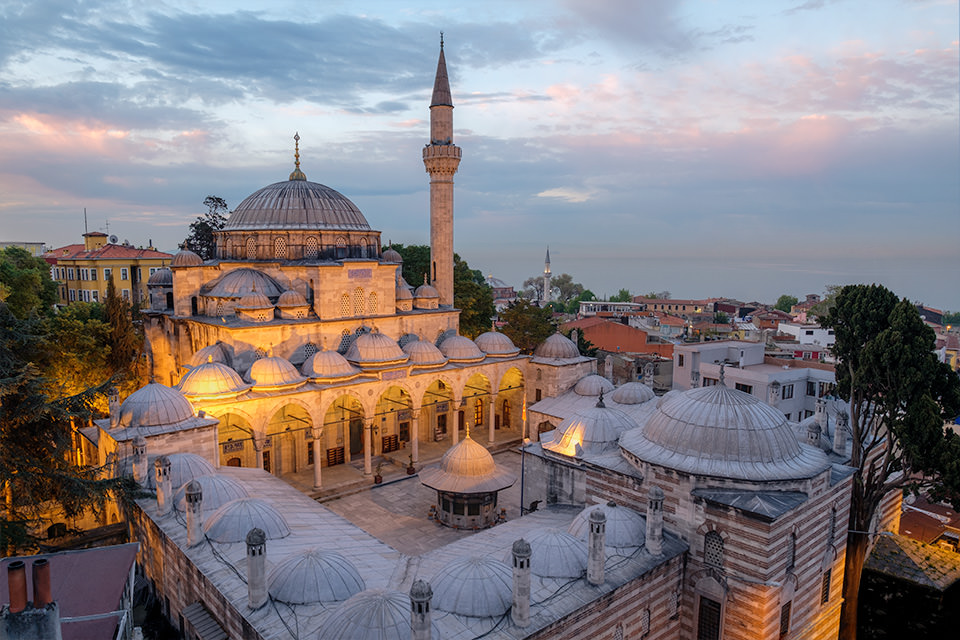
[596,390,606,408]
[440,31,444,50]
[719,362,726,386]
[289,132,307,181]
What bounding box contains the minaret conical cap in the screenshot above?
[431,35,453,107]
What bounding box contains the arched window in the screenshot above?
[338,329,352,353]
[340,293,350,318]
[254,347,267,360]
[502,399,511,428]
[305,236,319,259]
[246,237,256,260]
[704,530,724,567]
[473,398,484,428]
[353,287,365,315]
[787,532,797,571]
[336,236,347,259]
[359,237,368,258]
[274,237,287,259]
[369,292,378,313]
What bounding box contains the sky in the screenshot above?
[1,0,957,310]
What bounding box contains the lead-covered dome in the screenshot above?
[402,338,447,368]
[534,332,580,359]
[247,355,306,390]
[302,349,361,379]
[317,589,411,640]
[419,436,516,494]
[438,335,485,362]
[344,331,408,367]
[225,180,370,232]
[268,550,365,604]
[200,268,285,298]
[611,382,656,405]
[171,249,203,267]
[117,383,195,430]
[431,556,512,617]
[573,374,614,397]
[146,267,172,286]
[474,331,520,357]
[203,497,291,542]
[178,360,250,398]
[173,474,249,513]
[620,383,831,481]
[541,399,639,457]
[524,529,588,578]
[568,502,645,548]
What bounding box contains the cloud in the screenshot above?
[536,187,594,203]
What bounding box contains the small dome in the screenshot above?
[236,288,274,310]
[573,374,615,397]
[474,331,520,357]
[226,179,370,232]
[276,289,308,307]
[414,282,439,299]
[156,453,216,493]
[146,267,172,286]
[534,333,580,359]
[344,331,408,366]
[542,400,639,457]
[395,284,413,300]
[171,249,203,267]
[247,356,306,389]
[610,382,656,405]
[621,383,830,481]
[381,247,403,263]
[525,529,587,578]
[568,502,645,548]
[174,474,249,513]
[203,498,291,543]
[317,589,410,640]
[302,349,361,379]
[200,268,284,298]
[438,335,485,362]
[656,389,682,408]
[178,361,249,398]
[189,343,231,368]
[402,339,447,367]
[118,383,195,430]
[268,550,365,604]
[431,556,512,617]
[419,436,517,494]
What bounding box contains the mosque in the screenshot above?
[78,42,865,640]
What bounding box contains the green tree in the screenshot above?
[0,247,58,318]
[551,273,584,304]
[610,288,632,303]
[809,284,841,320]
[566,328,598,358]
[453,253,495,339]
[822,285,960,640]
[392,244,431,287]
[941,310,960,326]
[183,196,228,260]
[565,289,597,313]
[0,305,134,553]
[104,278,143,380]
[521,275,544,301]
[713,311,729,324]
[41,303,113,413]
[499,299,556,354]
[643,291,671,300]
[774,294,798,313]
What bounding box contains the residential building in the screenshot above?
[0,241,46,256]
[778,322,836,349]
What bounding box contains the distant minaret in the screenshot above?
[423,34,461,307]
[542,247,552,305]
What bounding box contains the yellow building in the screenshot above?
[46,232,173,305]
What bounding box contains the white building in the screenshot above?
[778,322,836,349]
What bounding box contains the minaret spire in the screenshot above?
[423,36,461,307]
[542,246,552,305]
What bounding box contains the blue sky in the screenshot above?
[1,0,957,309]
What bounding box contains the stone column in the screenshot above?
[451,400,460,446]
[363,418,373,475]
[511,538,532,627]
[132,435,148,487]
[246,528,267,610]
[587,508,606,586]
[411,409,421,464]
[311,425,324,490]
[409,579,433,640]
[488,394,497,444]
[252,433,266,470]
[155,456,172,517]
[645,486,664,556]
[185,481,203,547]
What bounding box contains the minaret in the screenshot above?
[542,247,551,305]
[423,34,461,307]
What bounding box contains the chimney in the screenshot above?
[833,412,849,456]
[511,539,531,627]
[132,436,148,486]
[155,456,172,516]
[806,422,821,448]
[108,387,120,429]
[604,355,614,382]
[246,528,267,610]
[645,486,664,556]
[185,481,203,547]
[32,559,51,608]
[587,508,606,586]
[409,579,433,640]
[768,381,781,405]
[6,561,27,613]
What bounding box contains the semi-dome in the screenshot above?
[189,343,231,368]
[200,268,285,298]
[203,498,291,543]
[268,550,365,604]
[534,332,580,359]
[178,360,250,398]
[317,589,410,640]
[381,246,402,263]
[611,382,656,405]
[431,556,512,617]
[302,349,361,379]
[573,374,615,397]
[225,179,371,232]
[344,331,408,366]
[568,502,645,548]
[542,399,639,457]
[171,249,203,267]
[402,339,447,368]
[118,383,195,430]
[146,267,172,286]
[173,474,249,513]
[156,453,216,493]
[620,382,831,481]
[276,289,308,307]
[525,529,588,578]
[474,331,520,357]
[247,355,306,390]
[438,335,485,362]
[419,436,516,494]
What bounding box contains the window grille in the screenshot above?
[246,237,256,260]
[304,342,318,358]
[254,348,267,360]
[274,237,287,259]
[336,236,347,259]
[820,569,831,604]
[340,293,350,317]
[354,287,365,315]
[779,602,791,638]
[359,237,368,258]
[369,292,378,313]
[305,236,319,259]
[697,597,721,640]
[338,329,352,353]
[704,531,724,567]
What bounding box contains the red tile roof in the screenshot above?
[46,243,172,261]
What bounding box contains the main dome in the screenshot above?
[225,179,371,232]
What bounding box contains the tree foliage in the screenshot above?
[643,291,671,299]
[453,254,495,339]
[942,310,960,325]
[392,244,431,287]
[183,196,228,260]
[774,294,798,313]
[0,247,58,318]
[521,275,544,301]
[713,311,729,324]
[550,273,583,304]
[499,299,556,354]
[822,284,960,639]
[566,328,598,358]
[609,288,632,303]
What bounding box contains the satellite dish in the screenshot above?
[109,235,119,244]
